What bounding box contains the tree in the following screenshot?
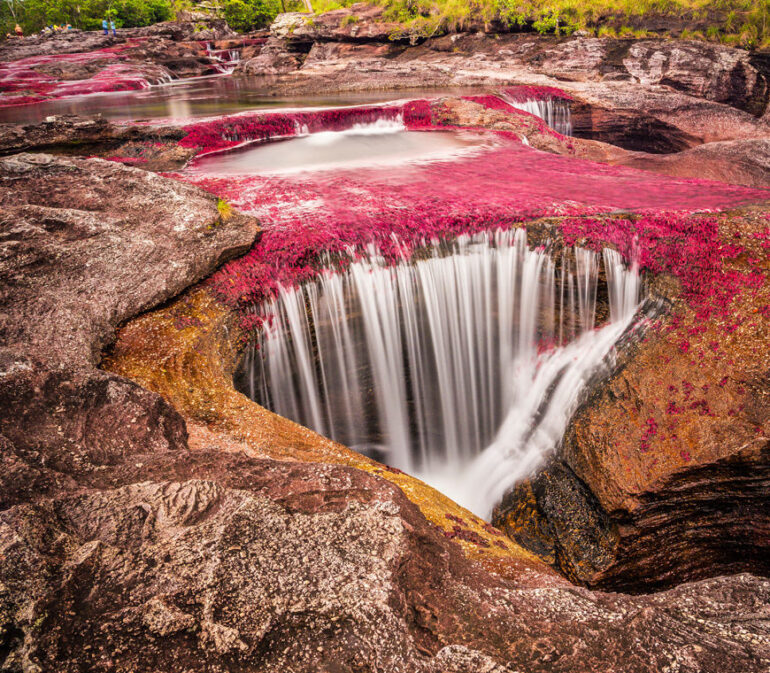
[222,0,283,32]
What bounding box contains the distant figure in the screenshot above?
[102,18,108,35]
[14,24,22,37]
[65,24,72,30]
[110,20,116,36]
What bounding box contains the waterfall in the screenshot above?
[502,97,573,136]
[206,44,241,75]
[238,230,640,517]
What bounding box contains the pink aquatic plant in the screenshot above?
[159,102,769,328]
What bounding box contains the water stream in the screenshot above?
[502,95,573,136]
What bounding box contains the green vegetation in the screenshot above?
[222,0,307,31]
[1,0,174,35]
[376,0,770,47]
[217,197,233,220]
[1,0,767,48]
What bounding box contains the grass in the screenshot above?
[307,0,770,47]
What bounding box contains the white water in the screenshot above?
[206,43,241,75]
[502,97,573,136]
[240,230,639,517]
[297,116,407,140]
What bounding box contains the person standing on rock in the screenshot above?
[102,18,108,35]
[14,24,22,37]
[110,20,116,36]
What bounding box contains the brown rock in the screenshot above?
[0,153,258,498]
[2,454,770,672]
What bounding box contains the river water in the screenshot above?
[0,75,486,123]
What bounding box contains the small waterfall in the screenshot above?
[238,230,639,516]
[206,43,241,75]
[503,97,573,136]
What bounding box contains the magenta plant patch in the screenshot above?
[166,102,767,329]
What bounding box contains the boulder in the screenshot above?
[0,153,258,496]
[270,5,402,44]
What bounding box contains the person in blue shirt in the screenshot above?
[102,18,108,34]
[110,20,116,36]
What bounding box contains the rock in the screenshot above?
[0,115,196,170]
[237,37,304,75]
[494,208,770,591]
[271,4,402,44]
[623,40,768,115]
[0,30,118,62]
[570,101,700,153]
[612,137,770,188]
[2,454,770,672]
[0,153,258,498]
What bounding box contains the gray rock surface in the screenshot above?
[0,153,257,502]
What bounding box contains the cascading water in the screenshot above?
[237,229,640,517]
[206,43,241,75]
[502,96,573,136]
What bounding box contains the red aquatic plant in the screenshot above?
[161,103,768,329]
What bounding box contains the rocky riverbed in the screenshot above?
[1,11,769,673]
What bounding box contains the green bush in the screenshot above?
[223,0,301,32]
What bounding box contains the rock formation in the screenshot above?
[494,207,770,592]
[0,153,257,511]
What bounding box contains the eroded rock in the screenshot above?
[495,209,770,592]
[0,153,257,496]
[2,455,770,672]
